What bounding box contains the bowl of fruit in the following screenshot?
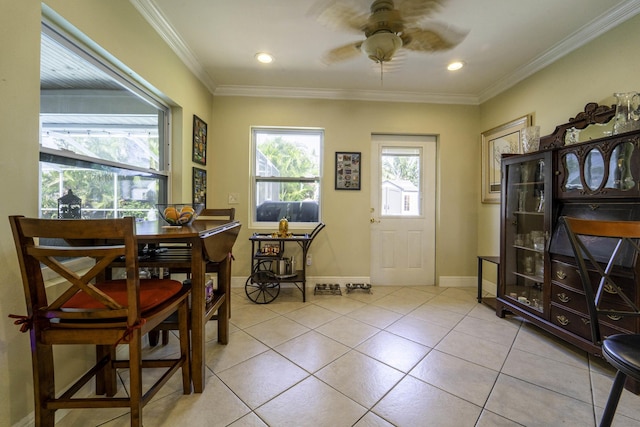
[156,203,204,226]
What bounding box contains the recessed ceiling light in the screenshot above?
[447,61,464,71]
[255,52,274,64]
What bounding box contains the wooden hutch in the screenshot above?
[497,102,640,357]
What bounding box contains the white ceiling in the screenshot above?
[132,0,640,104]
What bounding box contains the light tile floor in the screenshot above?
[58,285,640,426]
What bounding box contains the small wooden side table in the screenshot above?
[477,255,500,308]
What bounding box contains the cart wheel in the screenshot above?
[245,270,280,304]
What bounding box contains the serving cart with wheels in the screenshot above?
[246,223,325,303]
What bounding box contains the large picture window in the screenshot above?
[39,22,169,219]
[251,127,322,227]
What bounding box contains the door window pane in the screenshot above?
[380,146,421,216]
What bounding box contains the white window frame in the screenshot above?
[250,127,323,229]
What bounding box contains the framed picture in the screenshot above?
[481,115,531,203]
[192,115,207,165]
[335,151,361,190]
[192,167,207,205]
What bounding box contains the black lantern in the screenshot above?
[58,189,82,219]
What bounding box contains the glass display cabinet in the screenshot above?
[499,152,552,317]
[496,102,640,360]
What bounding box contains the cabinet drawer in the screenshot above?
[551,260,582,290]
[598,276,637,302]
[551,259,637,300]
[552,283,587,313]
[550,305,633,340]
[550,305,591,339]
[551,284,637,331]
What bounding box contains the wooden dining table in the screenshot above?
[131,219,241,393]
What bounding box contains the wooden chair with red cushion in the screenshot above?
[8,215,191,427]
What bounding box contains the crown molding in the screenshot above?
[135,0,640,105]
[478,0,640,103]
[130,0,217,93]
[213,85,479,105]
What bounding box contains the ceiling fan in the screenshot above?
[315,0,467,66]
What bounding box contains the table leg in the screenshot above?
[217,256,230,344]
[477,257,483,303]
[191,239,206,393]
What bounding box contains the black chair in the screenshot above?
[561,216,640,427]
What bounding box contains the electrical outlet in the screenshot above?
[306,253,312,266]
[228,192,239,204]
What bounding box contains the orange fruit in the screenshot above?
[163,206,179,223]
[181,205,195,214]
[178,211,193,224]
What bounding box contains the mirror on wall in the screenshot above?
[564,121,614,145]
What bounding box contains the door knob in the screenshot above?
[370,218,380,223]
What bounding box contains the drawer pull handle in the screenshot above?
[603,283,619,295]
[557,293,570,303]
[607,314,623,321]
[556,270,567,280]
[556,315,570,326]
[581,318,590,325]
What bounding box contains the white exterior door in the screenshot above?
[370,134,436,286]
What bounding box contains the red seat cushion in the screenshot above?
[62,279,183,313]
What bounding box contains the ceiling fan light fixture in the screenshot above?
[447,61,464,71]
[361,32,403,63]
[255,52,274,64]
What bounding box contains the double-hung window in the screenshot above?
[39,21,169,220]
[251,127,322,227]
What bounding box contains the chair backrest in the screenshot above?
[197,208,235,221]
[9,216,140,328]
[560,216,640,345]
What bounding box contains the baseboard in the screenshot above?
[231,276,371,288]
[232,276,487,289]
[482,279,497,296]
[437,276,476,288]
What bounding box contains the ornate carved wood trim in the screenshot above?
[539,102,615,150]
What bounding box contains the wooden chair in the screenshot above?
[561,216,640,427]
[8,216,191,427]
[149,208,235,346]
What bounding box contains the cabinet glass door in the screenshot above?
[503,153,549,313]
[558,137,638,198]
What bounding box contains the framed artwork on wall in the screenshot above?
[192,167,206,205]
[481,115,531,203]
[192,115,207,165]
[335,151,361,190]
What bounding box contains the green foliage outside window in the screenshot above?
[258,136,319,201]
[382,154,420,186]
[40,166,157,219]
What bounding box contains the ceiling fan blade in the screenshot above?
[309,0,369,34]
[323,41,363,64]
[401,24,468,52]
[396,0,445,25]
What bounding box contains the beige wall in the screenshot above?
[210,97,480,280]
[478,13,640,260]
